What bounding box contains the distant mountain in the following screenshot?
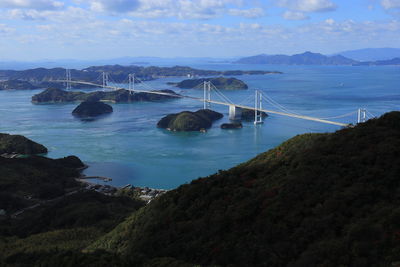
[235,51,357,65]
[354,57,400,66]
[0,56,240,70]
[338,48,400,61]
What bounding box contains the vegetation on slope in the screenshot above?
[0,155,84,213]
[91,111,400,266]
[2,112,400,266]
[0,152,144,266]
[157,109,223,131]
[0,133,48,155]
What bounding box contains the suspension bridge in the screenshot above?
[55,70,376,127]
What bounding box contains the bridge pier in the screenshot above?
[357,108,367,124]
[254,90,263,125]
[229,105,242,121]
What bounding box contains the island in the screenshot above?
[241,108,268,120]
[31,88,180,103]
[171,77,248,90]
[0,80,38,90]
[0,65,282,88]
[157,109,223,131]
[0,133,48,157]
[353,57,400,66]
[72,101,113,117]
[221,122,243,129]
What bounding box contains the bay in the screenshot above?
[0,64,398,189]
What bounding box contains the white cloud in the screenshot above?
[276,0,337,12]
[1,0,266,20]
[325,18,335,25]
[4,6,92,22]
[381,0,400,9]
[76,0,254,19]
[0,0,64,10]
[2,0,400,59]
[6,9,48,20]
[130,0,244,19]
[88,0,140,13]
[0,24,14,35]
[282,11,309,20]
[228,8,265,18]
[2,18,400,59]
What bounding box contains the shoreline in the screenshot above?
[77,174,168,203]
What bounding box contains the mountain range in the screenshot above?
[235,50,400,66]
[1,48,400,69]
[235,51,357,65]
[338,48,400,61]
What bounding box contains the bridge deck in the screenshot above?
[54,80,349,127]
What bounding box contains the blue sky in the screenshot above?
[0,0,399,60]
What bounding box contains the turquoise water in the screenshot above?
[0,64,399,189]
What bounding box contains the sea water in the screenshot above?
[0,64,399,189]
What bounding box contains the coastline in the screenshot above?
[77,174,168,203]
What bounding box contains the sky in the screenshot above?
[0,0,400,60]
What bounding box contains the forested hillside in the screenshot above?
[2,112,400,266]
[91,111,400,266]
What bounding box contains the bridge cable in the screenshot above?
[261,93,358,122]
[315,111,358,120]
[237,93,254,106]
[367,110,377,118]
[209,82,235,105]
[262,94,303,116]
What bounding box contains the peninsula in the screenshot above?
[32,88,180,103]
[0,133,47,157]
[171,77,248,90]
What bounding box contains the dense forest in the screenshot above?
[1,111,400,266]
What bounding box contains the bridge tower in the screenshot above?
[128,74,135,91]
[65,69,72,90]
[254,90,263,124]
[357,108,367,124]
[102,72,109,88]
[203,81,211,109]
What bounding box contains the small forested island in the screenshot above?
[0,80,38,90]
[241,108,268,120]
[2,112,400,266]
[221,122,243,129]
[0,133,47,156]
[157,109,223,131]
[171,77,248,90]
[31,88,180,103]
[72,101,113,117]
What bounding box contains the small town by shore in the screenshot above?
[78,175,168,203]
